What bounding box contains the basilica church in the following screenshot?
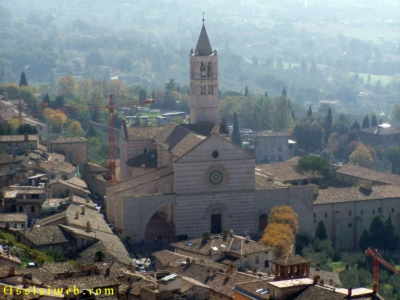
[106,23,314,243]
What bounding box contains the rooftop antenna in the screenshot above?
[202,12,205,23]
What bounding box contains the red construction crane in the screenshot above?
[18,95,154,183]
[365,247,399,294]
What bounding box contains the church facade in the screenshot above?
[106,23,314,244]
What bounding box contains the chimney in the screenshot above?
[75,211,79,219]
[225,266,231,278]
[186,257,190,265]
[81,205,85,215]
[348,287,352,297]
[320,280,324,286]
[24,134,29,142]
[313,275,318,285]
[68,194,73,201]
[86,220,91,232]
[86,195,90,203]
[206,269,210,277]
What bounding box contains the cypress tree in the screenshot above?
[291,110,296,122]
[351,120,361,130]
[43,93,50,105]
[19,71,28,87]
[139,89,147,101]
[315,221,327,240]
[324,108,333,142]
[371,115,378,127]
[264,91,268,97]
[231,112,242,147]
[244,86,249,96]
[307,106,313,117]
[362,115,370,128]
[282,88,287,97]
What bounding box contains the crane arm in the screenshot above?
[376,256,399,274]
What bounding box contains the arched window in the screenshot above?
[211,207,223,234]
[201,85,206,95]
[259,214,268,231]
[200,62,206,77]
[207,62,213,77]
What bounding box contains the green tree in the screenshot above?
[315,221,327,240]
[295,155,330,178]
[324,107,333,143]
[231,112,242,147]
[19,71,28,87]
[57,76,77,97]
[350,144,374,168]
[43,93,51,106]
[369,215,384,250]
[293,121,324,153]
[85,123,97,138]
[371,115,378,127]
[351,120,360,130]
[139,89,147,101]
[362,115,370,128]
[307,105,312,117]
[94,250,105,262]
[384,145,400,174]
[68,121,83,136]
[359,230,370,251]
[382,215,399,255]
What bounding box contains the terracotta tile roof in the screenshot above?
[255,172,286,189]
[271,255,311,267]
[256,130,290,137]
[171,235,272,257]
[314,185,400,205]
[0,154,23,164]
[180,123,229,137]
[37,160,76,173]
[87,162,109,173]
[19,262,76,283]
[288,285,346,300]
[125,124,172,141]
[257,157,319,182]
[0,135,38,142]
[66,177,88,189]
[20,225,71,246]
[234,278,275,300]
[0,253,22,265]
[51,137,87,144]
[36,212,66,226]
[170,133,204,157]
[154,123,191,148]
[359,124,400,135]
[71,194,96,208]
[48,275,120,291]
[3,186,44,198]
[65,204,111,233]
[47,152,65,162]
[60,225,131,265]
[119,275,155,297]
[171,262,257,298]
[50,179,90,194]
[153,250,226,269]
[74,242,114,266]
[309,268,340,287]
[126,150,158,168]
[41,198,66,207]
[0,213,27,223]
[335,164,400,186]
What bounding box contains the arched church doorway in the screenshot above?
[144,204,175,243]
[259,214,268,231]
[211,207,223,234]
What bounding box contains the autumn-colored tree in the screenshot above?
[44,108,68,133]
[68,121,83,136]
[260,223,295,257]
[57,76,77,97]
[78,78,93,101]
[106,80,127,97]
[350,144,374,168]
[7,119,19,132]
[260,206,299,257]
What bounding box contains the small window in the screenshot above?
[255,256,259,264]
[378,207,381,213]
[325,213,327,218]
[349,211,352,216]
[373,209,375,215]
[264,260,269,268]
[348,223,352,228]
[31,206,35,213]
[313,213,316,218]
[392,208,394,213]
[19,206,23,212]
[13,224,17,228]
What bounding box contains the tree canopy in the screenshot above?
[294,155,331,178]
[350,144,374,168]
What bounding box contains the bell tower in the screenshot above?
[190,20,219,125]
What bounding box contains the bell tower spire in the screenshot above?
[190,17,219,124]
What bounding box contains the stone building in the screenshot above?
[254,130,296,164]
[106,22,314,245]
[313,185,400,250]
[358,123,400,148]
[49,137,88,169]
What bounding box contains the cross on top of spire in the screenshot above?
[202,12,205,23]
